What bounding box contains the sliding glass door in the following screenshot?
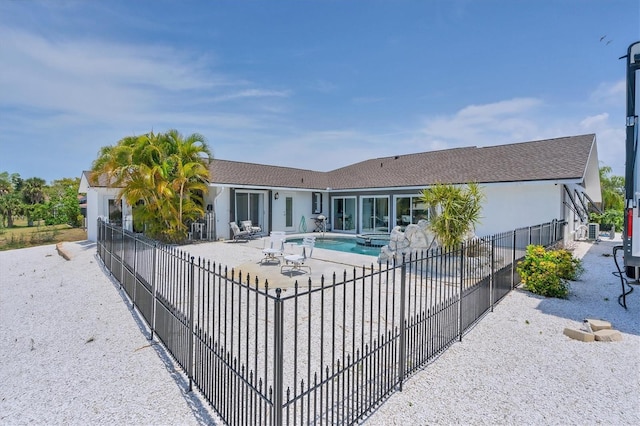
[361,196,389,233]
[395,195,428,229]
[235,192,265,228]
[332,197,357,232]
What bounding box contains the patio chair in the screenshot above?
[230,221,251,242]
[241,220,262,237]
[261,231,286,264]
[281,236,315,276]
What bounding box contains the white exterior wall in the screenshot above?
[271,191,310,233]
[475,182,562,236]
[84,187,125,241]
[85,188,100,242]
[213,188,329,240]
[212,187,231,240]
[83,180,572,242]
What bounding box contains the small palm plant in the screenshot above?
[419,182,484,249]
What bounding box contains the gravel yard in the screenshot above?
[0,235,638,425]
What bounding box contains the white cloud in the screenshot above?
[0,23,297,180]
[412,96,626,176]
[212,89,291,103]
[245,93,627,175]
[578,112,625,174]
[0,25,284,128]
[0,16,629,182]
[589,80,625,106]
[420,98,543,146]
[580,113,609,129]
[0,27,213,108]
[457,98,543,120]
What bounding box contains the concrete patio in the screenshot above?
[183,233,383,290]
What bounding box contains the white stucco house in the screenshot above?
[80,134,602,243]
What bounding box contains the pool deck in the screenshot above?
[183,233,385,291]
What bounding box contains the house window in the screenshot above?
[285,196,294,228]
[312,192,323,214]
[395,196,428,229]
[108,199,122,226]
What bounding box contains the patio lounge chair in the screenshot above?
[281,236,315,276]
[241,220,262,238]
[230,221,251,242]
[261,231,286,264]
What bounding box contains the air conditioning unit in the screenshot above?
[587,223,600,240]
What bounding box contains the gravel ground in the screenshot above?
[0,235,638,425]
[367,236,640,425]
[0,242,220,425]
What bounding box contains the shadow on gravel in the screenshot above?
[95,253,222,425]
[533,237,640,336]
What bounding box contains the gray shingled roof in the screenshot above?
[210,160,330,189]
[210,134,596,190]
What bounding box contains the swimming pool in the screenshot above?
[287,237,381,257]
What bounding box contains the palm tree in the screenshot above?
[598,166,624,211]
[22,177,47,226]
[91,130,211,243]
[0,172,12,196]
[164,130,211,227]
[419,182,484,249]
[0,172,23,228]
[90,134,146,194]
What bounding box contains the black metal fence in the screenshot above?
[96,218,565,425]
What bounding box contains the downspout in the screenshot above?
[268,190,273,234]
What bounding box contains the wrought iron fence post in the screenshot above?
[528,226,532,246]
[458,245,464,342]
[97,219,101,258]
[120,226,125,291]
[150,241,157,341]
[273,288,284,426]
[133,234,138,308]
[188,256,195,392]
[490,237,495,312]
[109,225,114,277]
[398,256,407,391]
[511,230,517,289]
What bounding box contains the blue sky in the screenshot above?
[0,0,638,183]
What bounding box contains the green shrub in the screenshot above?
[516,245,583,298]
[589,209,623,232]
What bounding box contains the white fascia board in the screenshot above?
[327,179,584,193]
[210,183,322,193]
[581,137,603,202]
[211,178,584,194]
[482,179,584,188]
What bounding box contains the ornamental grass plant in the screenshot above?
[516,245,583,298]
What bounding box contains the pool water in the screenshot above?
[287,237,381,257]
